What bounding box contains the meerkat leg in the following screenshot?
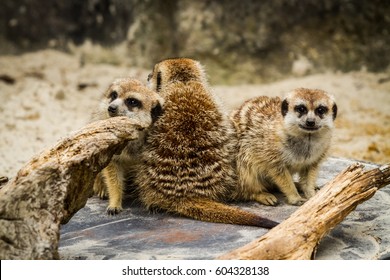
[268,168,306,205]
[93,172,108,199]
[239,167,278,206]
[299,166,320,199]
[102,161,124,215]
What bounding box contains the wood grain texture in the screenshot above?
[0,117,143,259]
[219,162,390,260]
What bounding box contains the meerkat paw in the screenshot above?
[303,189,317,199]
[254,193,278,206]
[96,188,108,200]
[93,174,108,199]
[106,206,123,215]
[287,195,307,206]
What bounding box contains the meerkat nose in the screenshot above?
[306,119,316,127]
[108,104,118,116]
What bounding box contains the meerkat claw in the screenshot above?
[106,206,123,215]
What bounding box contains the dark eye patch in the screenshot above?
[109,91,118,102]
[294,104,308,116]
[332,103,338,120]
[125,98,142,109]
[281,99,289,116]
[315,105,328,116]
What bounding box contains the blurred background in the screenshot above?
[0,0,389,178]
[1,0,389,83]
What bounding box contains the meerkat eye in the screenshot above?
[315,106,328,116]
[294,105,308,115]
[109,91,118,101]
[125,98,142,109]
[147,73,153,82]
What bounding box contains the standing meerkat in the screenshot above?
[231,88,337,206]
[135,58,278,228]
[92,77,163,214]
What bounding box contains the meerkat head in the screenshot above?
[281,88,337,136]
[147,58,208,93]
[102,77,164,128]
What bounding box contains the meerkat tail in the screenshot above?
[175,197,278,229]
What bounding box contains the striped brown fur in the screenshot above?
[136,58,277,228]
[231,88,337,206]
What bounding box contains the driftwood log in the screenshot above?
[0,117,144,259]
[219,162,390,260]
[1,116,389,260]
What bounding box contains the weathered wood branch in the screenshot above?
[0,117,143,259]
[219,163,390,260]
[1,116,389,261]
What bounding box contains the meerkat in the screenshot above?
[92,77,163,214]
[231,88,337,206]
[135,58,278,228]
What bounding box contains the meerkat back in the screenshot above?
[136,58,277,228]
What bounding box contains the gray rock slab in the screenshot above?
[59,157,390,260]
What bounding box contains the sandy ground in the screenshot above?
[0,49,389,179]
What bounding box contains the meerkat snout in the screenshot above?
[103,85,163,128]
[107,96,143,117]
[305,118,316,128]
[107,104,118,116]
[281,89,337,135]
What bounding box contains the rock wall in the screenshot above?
[1,0,389,83]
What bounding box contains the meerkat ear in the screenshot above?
[151,101,163,123]
[281,99,289,117]
[156,71,162,92]
[332,103,338,120]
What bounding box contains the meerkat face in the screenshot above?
[281,88,337,135]
[147,58,208,93]
[102,78,163,127]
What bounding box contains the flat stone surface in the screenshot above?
[59,158,390,260]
